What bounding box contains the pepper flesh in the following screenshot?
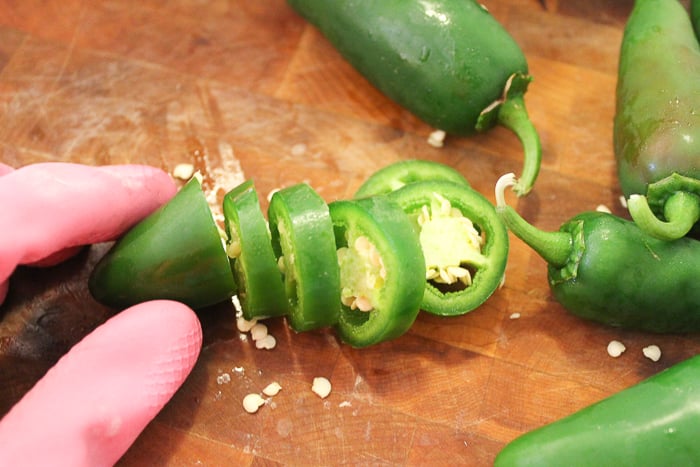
[268,183,340,332]
[89,176,237,309]
[287,0,541,196]
[614,0,700,239]
[496,173,700,333]
[495,354,700,466]
[389,180,508,316]
[330,196,425,347]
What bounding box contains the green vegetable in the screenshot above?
[89,176,236,309]
[614,0,700,240]
[692,0,700,39]
[495,173,700,332]
[389,180,508,316]
[268,183,341,332]
[330,196,425,347]
[354,159,470,198]
[223,179,287,320]
[288,0,541,196]
[495,354,700,466]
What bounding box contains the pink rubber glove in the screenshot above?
[0,300,202,466]
[0,163,203,465]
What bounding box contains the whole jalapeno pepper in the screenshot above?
[330,195,425,347]
[287,0,542,196]
[495,173,700,333]
[495,354,700,466]
[223,179,287,320]
[89,176,237,309]
[267,183,341,332]
[387,179,509,316]
[614,0,700,240]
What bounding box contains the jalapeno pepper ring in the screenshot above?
[389,180,509,316]
[330,196,425,347]
[268,183,341,332]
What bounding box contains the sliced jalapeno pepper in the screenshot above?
[388,180,508,316]
[223,180,287,320]
[89,176,236,309]
[330,196,425,347]
[354,159,470,198]
[268,183,340,332]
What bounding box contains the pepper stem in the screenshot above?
[627,191,700,241]
[495,174,572,268]
[497,94,542,197]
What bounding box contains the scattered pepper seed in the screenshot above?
[263,382,283,397]
[427,130,446,148]
[312,377,332,399]
[643,345,662,362]
[242,393,266,414]
[255,334,277,350]
[607,340,626,358]
[172,163,195,180]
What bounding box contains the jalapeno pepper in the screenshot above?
[267,183,341,332]
[89,176,237,309]
[614,0,700,240]
[354,159,470,198]
[386,179,508,316]
[287,0,542,196]
[692,0,700,40]
[330,195,425,347]
[495,354,700,466]
[223,179,287,320]
[495,173,700,332]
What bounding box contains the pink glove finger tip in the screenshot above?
[0,300,202,466]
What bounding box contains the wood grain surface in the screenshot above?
[1,1,697,465]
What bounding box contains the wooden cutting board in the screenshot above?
[1,1,697,465]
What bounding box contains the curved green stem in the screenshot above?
[627,191,700,241]
[494,174,571,267]
[497,94,542,197]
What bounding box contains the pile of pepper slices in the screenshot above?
[88,0,700,463]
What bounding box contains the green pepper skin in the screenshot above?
[268,183,341,332]
[223,180,287,320]
[389,180,508,316]
[89,177,236,309]
[495,354,700,466]
[354,159,470,198]
[330,196,425,347]
[614,0,700,238]
[288,0,541,196]
[692,0,700,40]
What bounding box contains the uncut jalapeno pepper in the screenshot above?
[287,0,542,196]
[614,0,700,240]
[268,183,341,332]
[495,354,700,466]
[89,176,237,309]
[223,180,287,320]
[354,159,470,198]
[496,173,700,332]
[330,195,425,347]
[388,180,508,316]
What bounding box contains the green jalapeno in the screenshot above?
[330,196,425,347]
[223,180,287,320]
[268,183,341,332]
[614,0,700,240]
[287,0,541,196]
[496,173,700,332]
[495,354,700,466]
[692,0,700,40]
[387,180,508,316]
[89,176,236,309]
[354,159,470,198]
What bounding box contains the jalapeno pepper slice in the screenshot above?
[223,180,287,320]
[267,183,340,331]
[330,196,425,347]
[89,176,237,309]
[354,159,470,198]
[388,180,508,316]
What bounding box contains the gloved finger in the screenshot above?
[0,163,13,176]
[0,300,202,467]
[0,163,177,297]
